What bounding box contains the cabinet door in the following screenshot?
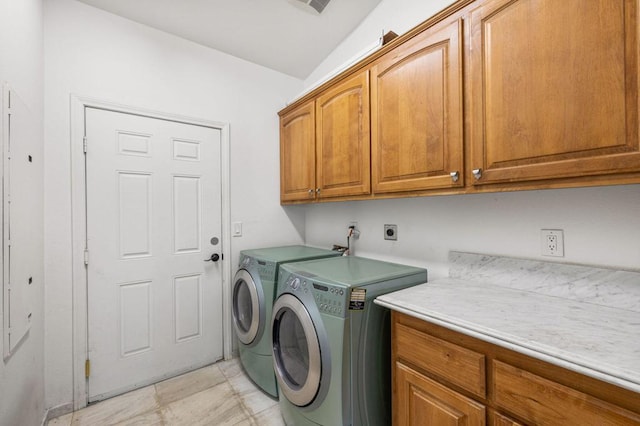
[316,71,371,198]
[493,360,640,425]
[469,0,640,185]
[395,362,485,426]
[489,411,524,426]
[280,100,316,202]
[371,18,463,193]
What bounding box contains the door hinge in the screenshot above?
[85,359,91,378]
[83,136,87,153]
[84,249,89,266]
[6,88,11,114]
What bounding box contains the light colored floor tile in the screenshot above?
[231,418,255,426]
[227,369,278,417]
[71,386,159,426]
[217,358,243,379]
[155,364,226,406]
[48,412,73,426]
[252,404,285,426]
[113,410,164,426]
[162,382,250,426]
[59,359,286,426]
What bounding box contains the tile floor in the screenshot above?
[47,358,285,426]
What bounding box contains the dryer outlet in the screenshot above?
[384,224,397,241]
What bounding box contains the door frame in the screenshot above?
[70,95,232,410]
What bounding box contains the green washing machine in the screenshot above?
[271,256,427,425]
[232,245,341,398]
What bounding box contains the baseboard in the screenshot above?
[42,402,74,425]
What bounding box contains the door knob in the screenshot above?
[205,253,220,262]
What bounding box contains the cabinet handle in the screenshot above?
[449,171,459,182]
[472,168,482,180]
[308,189,314,196]
[316,188,321,193]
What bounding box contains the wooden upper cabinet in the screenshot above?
[280,0,640,203]
[371,17,464,193]
[469,0,640,185]
[315,71,371,198]
[280,100,316,202]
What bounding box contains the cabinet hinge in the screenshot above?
[83,136,87,153]
[84,249,89,266]
[85,359,91,378]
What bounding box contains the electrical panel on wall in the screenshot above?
[2,83,36,359]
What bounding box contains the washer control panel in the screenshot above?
[239,255,275,280]
[313,282,346,318]
[283,273,347,318]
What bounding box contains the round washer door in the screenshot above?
[272,293,323,407]
[232,269,264,345]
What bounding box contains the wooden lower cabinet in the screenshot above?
[489,411,523,426]
[392,312,640,425]
[493,361,640,425]
[396,362,485,426]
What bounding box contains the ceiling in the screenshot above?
[75,0,383,79]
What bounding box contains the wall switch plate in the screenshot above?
[541,229,564,257]
[232,221,243,237]
[384,224,398,241]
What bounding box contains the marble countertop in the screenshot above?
[375,253,640,393]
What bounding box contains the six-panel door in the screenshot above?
[85,108,224,401]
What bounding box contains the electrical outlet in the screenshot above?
[384,224,398,241]
[541,229,564,257]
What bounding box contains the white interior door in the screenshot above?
[85,107,223,402]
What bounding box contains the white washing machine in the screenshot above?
[232,245,341,398]
[271,256,427,425]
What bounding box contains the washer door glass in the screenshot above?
[232,269,261,345]
[272,294,321,407]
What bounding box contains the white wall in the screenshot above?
[0,0,46,425]
[44,0,304,410]
[304,0,457,87]
[303,0,640,277]
[305,186,640,278]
